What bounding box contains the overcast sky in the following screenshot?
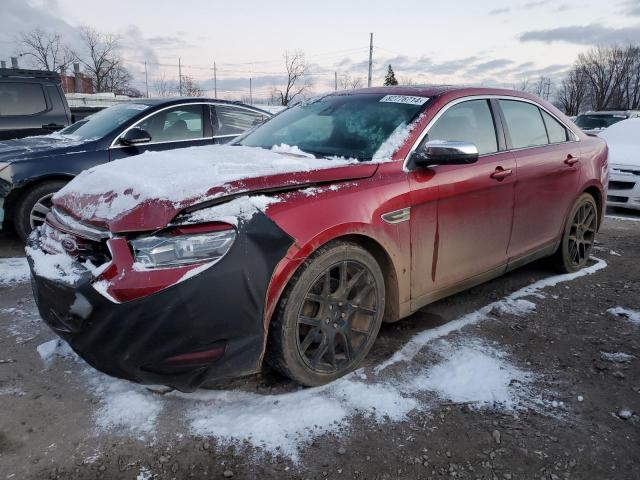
[1,0,639,100]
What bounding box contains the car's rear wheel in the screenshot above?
[14,180,68,242]
[555,193,598,273]
[266,241,385,386]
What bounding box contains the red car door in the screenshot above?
[408,98,516,308]
[497,99,582,260]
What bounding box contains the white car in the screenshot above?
[599,118,640,210]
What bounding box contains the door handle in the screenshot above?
[564,155,580,166]
[490,167,513,181]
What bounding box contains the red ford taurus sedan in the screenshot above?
[26,87,608,391]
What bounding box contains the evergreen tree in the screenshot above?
[384,65,398,86]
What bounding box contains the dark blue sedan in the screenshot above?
[0,98,271,240]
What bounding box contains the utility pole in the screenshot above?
[367,32,373,88]
[144,61,149,98]
[249,77,253,104]
[334,71,338,90]
[178,57,183,96]
[213,61,217,98]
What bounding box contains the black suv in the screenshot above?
[0,69,71,141]
[0,97,271,240]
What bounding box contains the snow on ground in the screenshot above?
[375,258,607,373]
[607,306,640,325]
[409,340,532,410]
[600,351,636,363]
[0,257,30,285]
[25,258,609,460]
[606,215,640,223]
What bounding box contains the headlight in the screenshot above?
[130,229,236,268]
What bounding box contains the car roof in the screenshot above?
[125,97,272,116]
[331,85,542,100]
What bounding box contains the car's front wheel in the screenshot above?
[14,180,68,242]
[266,241,385,386]
[555,193,598,273]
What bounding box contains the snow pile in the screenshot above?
[25,246,85,284]
[54,145,359,221]
[185,377,416,460]
[37,339,77,366]
[271,143,315,158]
[91,378,163,435]
[374,113,424,161]
[607,307,640,325]
[0,257,30,285]
[375,257,607,373]
[183,195,281,226]
[410,340,532,410]
[600,351,635,363]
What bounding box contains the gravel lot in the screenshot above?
[1,210,639,480]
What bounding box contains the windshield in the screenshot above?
[237,94,427,160]
[58,103,151,141]
[575,114,627,130]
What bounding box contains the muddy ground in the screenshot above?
[0,210,639,480]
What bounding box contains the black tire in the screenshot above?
[554,193,598,273]
[266,241,385,386]
[14,180,68,242]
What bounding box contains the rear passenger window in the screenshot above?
[541,110,568,143]
[0,82,47,116]
[213,105,268,136]
[425,99,498,155]
[499,100,549,149]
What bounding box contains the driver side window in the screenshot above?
[425,99,498,155]
[135,104,204,143]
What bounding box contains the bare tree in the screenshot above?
[533,76,553,101]
[577,45,635,110]
[76,26,124,93]
[339,74,363,89]
[181,75,204,97]
[153,73,177,97]
[15,28,73,72]
[399,76,417,86]
[517,77,531,93]
[556,68,589,115]
[275,51,311,106]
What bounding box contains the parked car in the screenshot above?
[0,68,72,141]
[599,118,640,210]
[26,87,608,391]
[0,98,271,240]
[574,110,640,134]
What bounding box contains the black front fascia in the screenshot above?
[28,211,294,392]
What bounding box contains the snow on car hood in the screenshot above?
[599,118,640,168]
[52,144,378,232]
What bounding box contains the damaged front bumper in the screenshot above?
[26,212,293,392]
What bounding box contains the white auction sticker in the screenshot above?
[380,95,429,105]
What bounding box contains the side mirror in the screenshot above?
[408,141,479,170]
[120,127,152,146]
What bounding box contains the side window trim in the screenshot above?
[111,103,209,148]
[419,98,501,157]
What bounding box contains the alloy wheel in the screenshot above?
[567,201,596,267]
[29,192,55,229]
[296,260,379,374]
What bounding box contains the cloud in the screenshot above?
[520,23,640,45]
[467,59,514,75]
[622,0,640,15]
[489,7,511,15]
[523,0,551,8]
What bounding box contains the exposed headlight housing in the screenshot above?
[130,228,236,268]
